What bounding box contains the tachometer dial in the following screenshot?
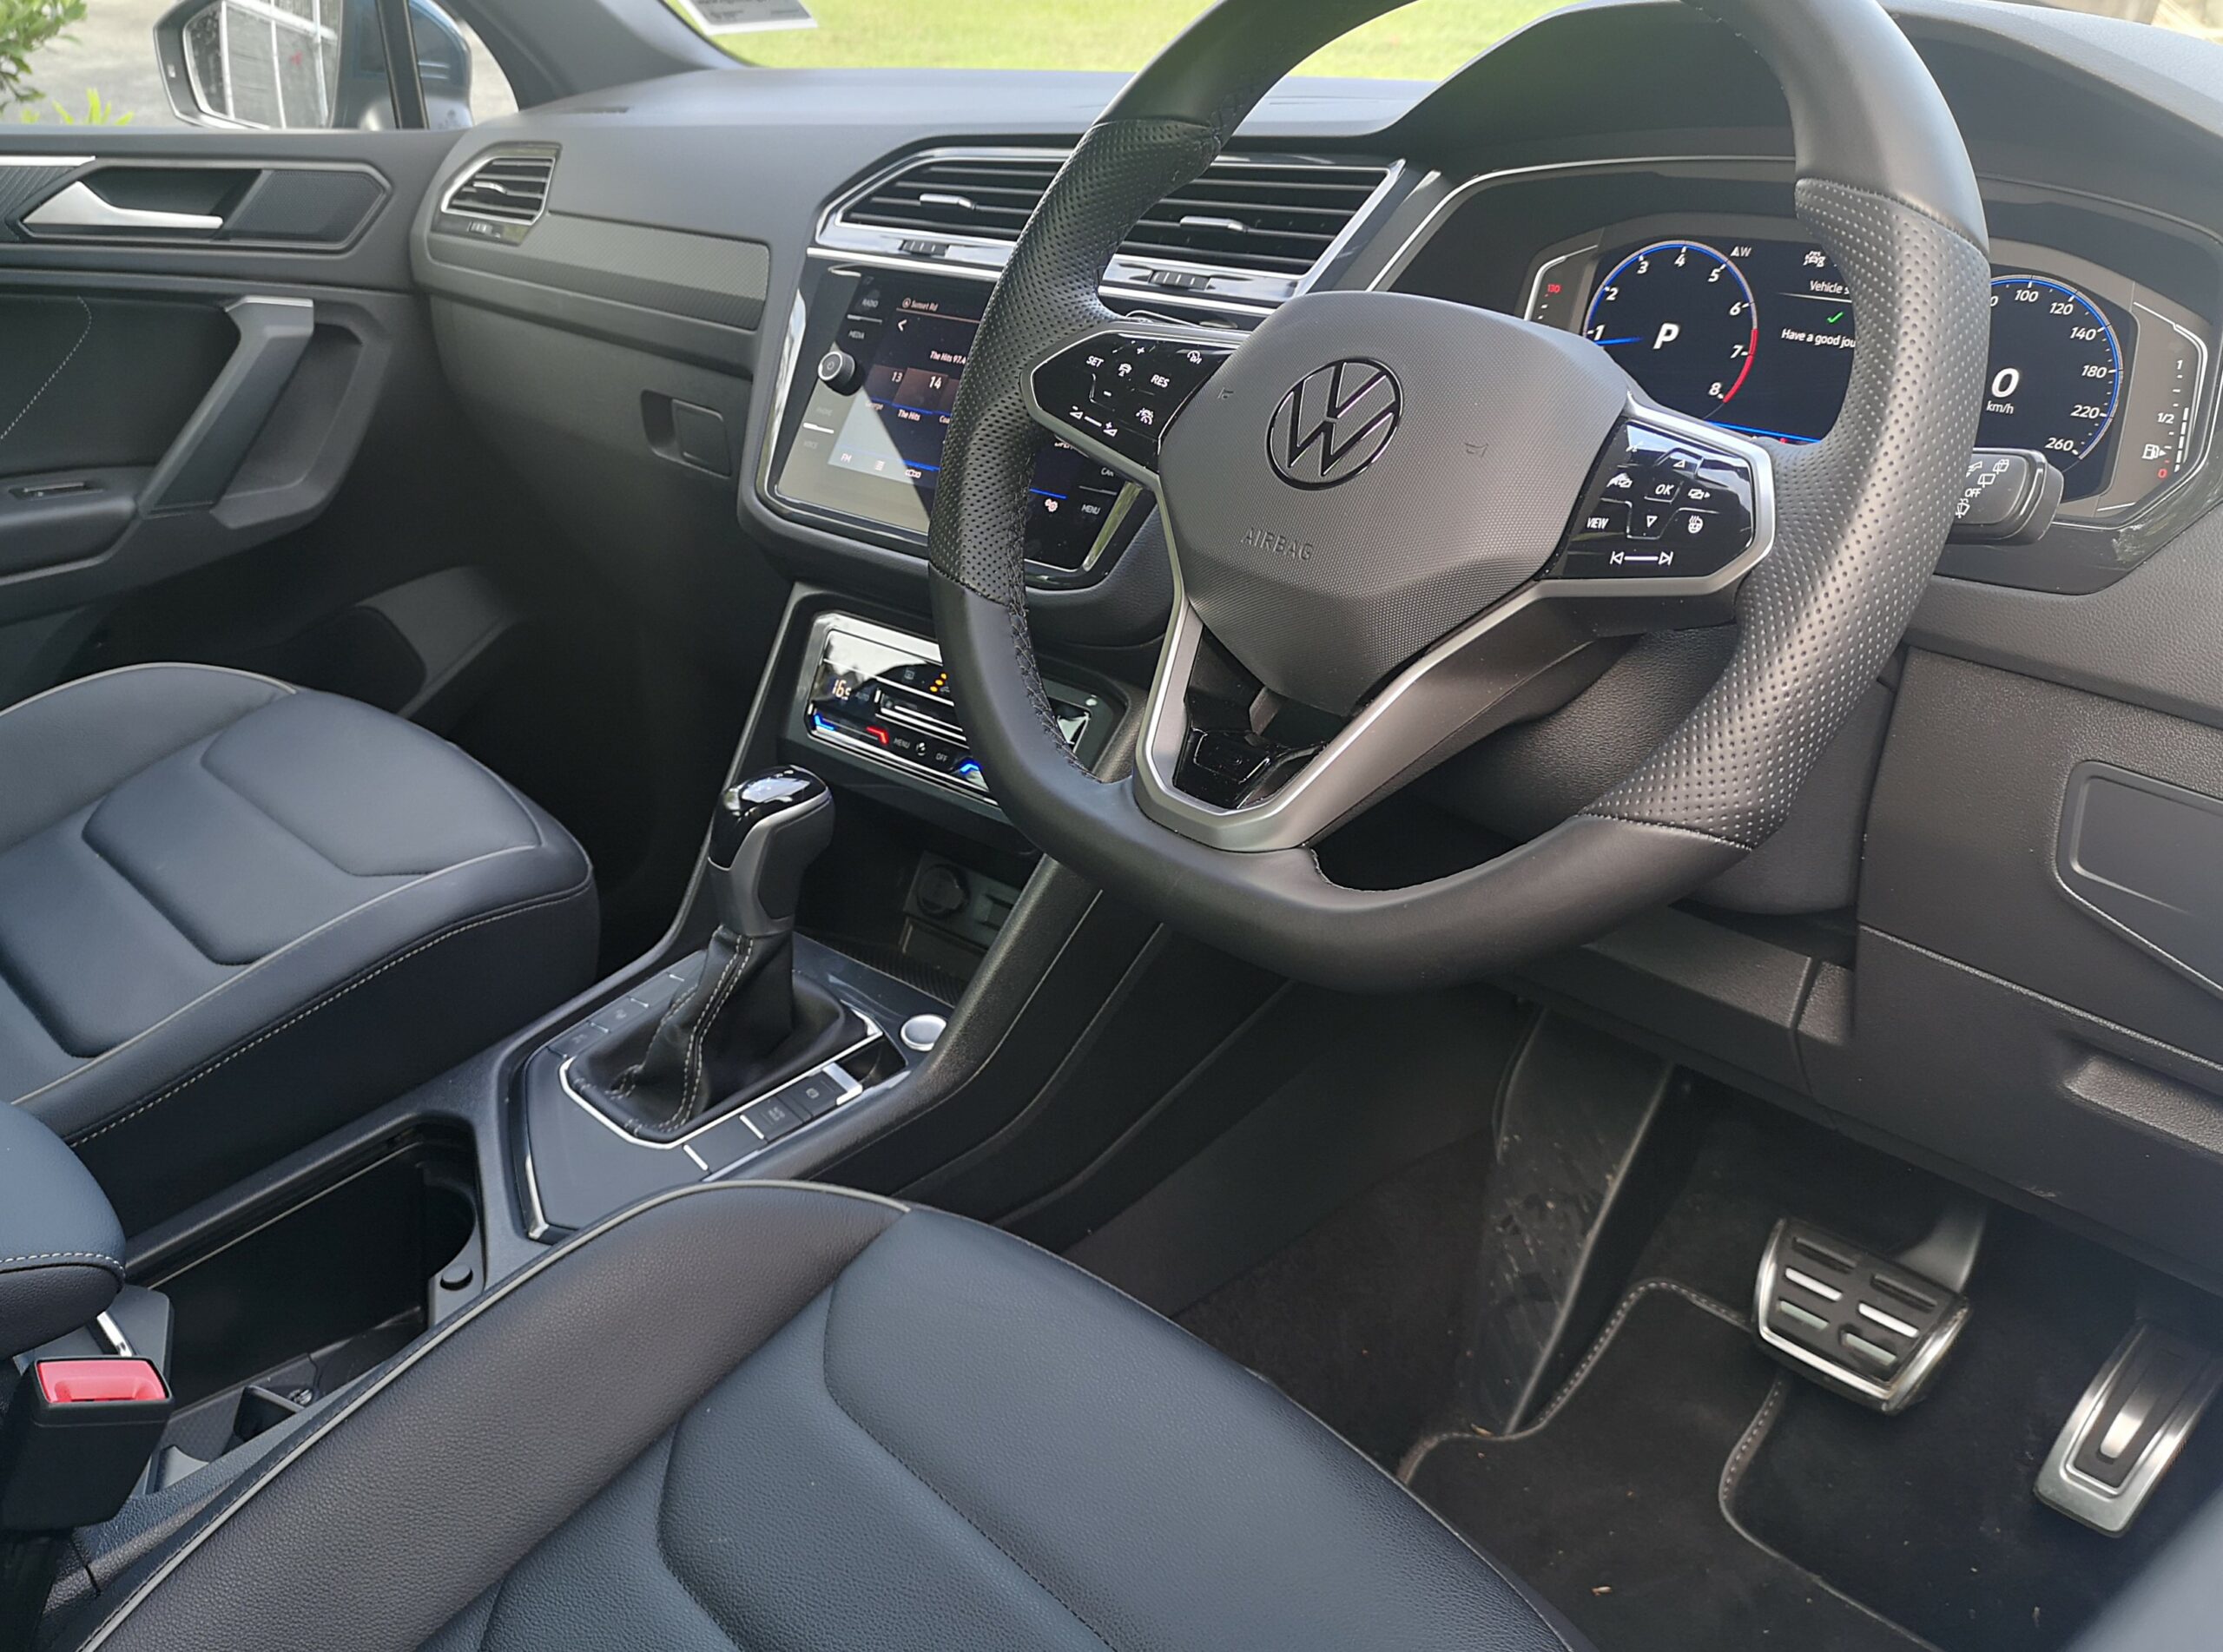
[1982,276,2121,467]
[1583,240,1759,417]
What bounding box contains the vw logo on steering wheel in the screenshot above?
[1267,359,1402,489]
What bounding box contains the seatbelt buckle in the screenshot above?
[0,1358,174,1532]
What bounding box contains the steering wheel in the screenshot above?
[927,0,1990,993]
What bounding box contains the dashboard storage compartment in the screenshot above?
[1863,651,2223,1068]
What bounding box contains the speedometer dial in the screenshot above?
[1582,241,1759,418]
[1982,276,2122,466]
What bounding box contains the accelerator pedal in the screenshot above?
[2038,1323,2223,1535]
[1755,1219,1971,1412]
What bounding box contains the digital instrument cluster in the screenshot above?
[1526,226,2211,521]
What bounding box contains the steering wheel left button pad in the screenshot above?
[1032,332,1234,477]
[1554,421,1758,581]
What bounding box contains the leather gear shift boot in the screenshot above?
[571,931,858,1140]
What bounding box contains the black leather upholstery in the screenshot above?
[61,1183,1583,1652]
[0,665,596,1227]
[0,1101,122,1359]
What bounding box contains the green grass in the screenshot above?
[703,0,1564,79]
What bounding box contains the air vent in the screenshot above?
[835,152,1392,282]
[443,150,555,226]
[841,155,1064,243]
[1125,160,1394,276]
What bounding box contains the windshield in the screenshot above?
[679,0,2206,77]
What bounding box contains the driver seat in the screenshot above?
[55,1182,1587,1652]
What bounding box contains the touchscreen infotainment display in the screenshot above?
[775,273,1135,570]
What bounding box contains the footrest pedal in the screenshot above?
[1754,1219,1969,1412]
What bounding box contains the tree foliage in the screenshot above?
[0,0,84,111]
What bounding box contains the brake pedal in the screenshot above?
[1755,1219,1970,1412]
[2038,1323,2223,1535]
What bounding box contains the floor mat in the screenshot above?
[1176,1130,1495,1467]
[1732,1210,2223,1651]
[1405,1284,1926,1652]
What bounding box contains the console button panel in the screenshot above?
[1553,420,1758,580]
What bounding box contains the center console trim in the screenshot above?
[554,1011,881,1155]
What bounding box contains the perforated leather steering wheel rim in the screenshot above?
[928,0,1992,993]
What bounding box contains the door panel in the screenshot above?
[0,131,461,624]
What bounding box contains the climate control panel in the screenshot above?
[788,614,1115,818]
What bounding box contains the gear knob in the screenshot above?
[709,767,834,938]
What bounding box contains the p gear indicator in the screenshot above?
[1583,240,1760,417]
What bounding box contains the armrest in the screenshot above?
[0,1105,123,1361]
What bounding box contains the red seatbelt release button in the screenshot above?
[35,1359,169,1406]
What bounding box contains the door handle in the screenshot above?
[23,180,223,235]
[141,297,313,515]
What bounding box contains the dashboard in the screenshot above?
[408,0,2223,1285]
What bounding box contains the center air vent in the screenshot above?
[442,150,555,226]
[833,151,1394,287]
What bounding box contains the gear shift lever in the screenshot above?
[709,768,834,939]
[572,767,845,1139]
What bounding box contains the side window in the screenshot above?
[4,0,513,131]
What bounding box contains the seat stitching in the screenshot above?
[670,940,751,1132]
[4,849,577,1116]
[62,1182,911,1652]
[818,1263,1125,1652]
[67,884,590,1147]
[0,1249,122,1271]
[0,662,294,739]
[0,296,91,446]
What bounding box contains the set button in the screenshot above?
[1032,333,1233,471]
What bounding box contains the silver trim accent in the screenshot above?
[0,154,89,168]
[2039,1323,2223,1535]
[1048,381,1774,853]
[791,612,1100,805]
[1520,242,1598,324]
[816,145,1403,306]
[23,180,221,234]
[1366,155,1766,294]
[438,147,557,227]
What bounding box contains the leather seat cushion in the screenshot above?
[62,1184,1582,1652]
[0,664,596,1227]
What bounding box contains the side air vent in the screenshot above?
[442,150,555,226]
[829,150,1395,298]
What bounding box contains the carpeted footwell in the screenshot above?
[1403,1283,1926,1652]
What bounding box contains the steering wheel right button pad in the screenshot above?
[1554,420,1758,581]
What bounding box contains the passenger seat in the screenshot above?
[0,664,596,1228]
